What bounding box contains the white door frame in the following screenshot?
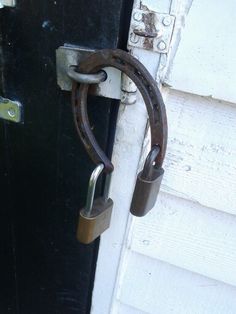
[90,1,191,313]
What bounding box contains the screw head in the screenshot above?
[133,11,142,22]
[8,107,16,118]
[157,41,167,51]
[130,33,139,44]
[162,16,172,26]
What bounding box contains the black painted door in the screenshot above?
[0,1,133,313]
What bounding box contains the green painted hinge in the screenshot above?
[0,97,23,123]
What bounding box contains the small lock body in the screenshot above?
[130,146,164,217]
[77,163,113,244]
[77,197,113,244]
[130,167,164,217]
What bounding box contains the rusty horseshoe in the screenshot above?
[71,49,167,174]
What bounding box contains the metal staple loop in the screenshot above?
[68,66,107,84]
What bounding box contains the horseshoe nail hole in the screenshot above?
[135,69,142,76]
[113,56,126,66]
[153,106,159,124]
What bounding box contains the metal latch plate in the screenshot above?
[128,9,175,53]
[0,97,23,123]
[56,46,121,100]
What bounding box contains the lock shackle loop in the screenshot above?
[72,49,168,173]
[85,163,104,218]
[141,145,160,181]
[68,66,107,84]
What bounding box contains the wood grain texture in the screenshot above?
[116,252,236,314]
[130,192,236,286]
[165,0,236,103]
[162,89,236,214]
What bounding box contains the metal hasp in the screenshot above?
[56,45,121,100]
[0,0,16,8]
[77,164,113,244]
[0,97,23,123]
[71,49,168,216]
[128,8,175,53]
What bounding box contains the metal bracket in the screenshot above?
[0,97,23,123]
[128,8,175,53]
[0,0,16,8]
[56,45,122,100]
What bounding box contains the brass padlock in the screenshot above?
[130,146,164,217]
[77,164,113,244]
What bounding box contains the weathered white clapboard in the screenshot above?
[92,0,236,313]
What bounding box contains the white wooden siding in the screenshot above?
[117,252,236,314]
[131,192,236,286]
[92,0,236,313]
[165,0,236,103]
[163,90,236,215]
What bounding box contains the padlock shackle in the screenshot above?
[72,49,168,173]
[85,163,104,217]
[141,145,160,180]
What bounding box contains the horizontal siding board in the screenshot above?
[130,192,236,286]
[117,252,236,314]
[165,0,236,103]
[162,89,236,215]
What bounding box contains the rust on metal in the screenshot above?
[134,12,157,38]
[133,12,158,50]
[72,49,168,174]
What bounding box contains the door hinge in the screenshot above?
[128,8,175,54]
[0,0,16,8]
